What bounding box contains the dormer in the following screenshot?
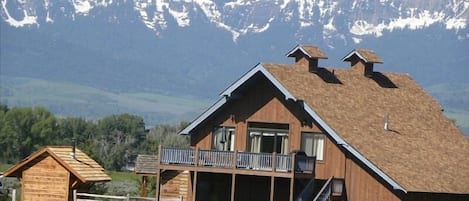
[342,49,383,77]
[286,45,328,73]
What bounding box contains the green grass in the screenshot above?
[106,171,141,182]
[0,164,13,172]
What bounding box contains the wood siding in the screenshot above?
[191,76,316,153]
[21,156,70,201]
[161,170,189,201]
[345,158,400,201]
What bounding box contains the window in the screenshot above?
[213,126,235,151]
[301,132,325,160]
[248,122,289,154]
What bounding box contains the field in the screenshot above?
[0,76,212,126]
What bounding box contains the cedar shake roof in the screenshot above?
[135,154,158,175]
[262,63,469,194]
[343,49,383,63]
[3,146,111,183]
[287,45,328,59]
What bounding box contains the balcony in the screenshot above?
[158,147,316,178]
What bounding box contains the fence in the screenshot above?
[73,190,182,201]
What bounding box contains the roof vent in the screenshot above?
[384,114,390,131]
[286,45,328,73]
[342,49,383,77]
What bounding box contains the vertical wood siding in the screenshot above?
[21,156,70,201]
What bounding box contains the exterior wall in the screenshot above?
[314,135,346,180]
[161,170,189,200]
[191,76,315,153]
[21,156,70,201]
[345,158,400,201]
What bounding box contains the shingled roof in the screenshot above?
[135,154,158,175]
[3,146,111,183]
[262,63,469,194]
[180,53,469,194]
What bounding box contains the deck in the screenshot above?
[157,147,316,178]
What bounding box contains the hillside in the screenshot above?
[0,76,210,126]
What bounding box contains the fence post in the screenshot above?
[11,189,16,201]
[126,193,130,201]
[73,189,77,201]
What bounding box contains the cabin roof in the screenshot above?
[180,60,469,194]
[3,146,111,183]
[343,48,383,63]
[135,154,158,175]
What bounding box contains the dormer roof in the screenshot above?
[343,49,383,63]
[286,45,328,59]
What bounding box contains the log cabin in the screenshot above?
[3,146,111,201]
[155,45,469,201]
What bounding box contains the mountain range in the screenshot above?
[1,0,468,134]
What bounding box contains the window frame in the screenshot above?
[301,132,325,161]
[212,126,235,151]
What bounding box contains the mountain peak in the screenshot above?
[2,0,468,42]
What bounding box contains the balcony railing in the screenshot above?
[159,147,315,173]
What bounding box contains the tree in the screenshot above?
[93,114,147,170]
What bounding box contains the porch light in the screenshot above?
[332,178,344,195]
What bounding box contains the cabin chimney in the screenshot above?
[286,45,328,73]
[342,49,383,77]
[71,138,77,159]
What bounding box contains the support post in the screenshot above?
[270,176,275,201]
[192,171,198,201]
[156,145,162,201]
[231,173,236,201]
[289,153,296,201]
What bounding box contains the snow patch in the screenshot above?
[1,0,38,27]
[72,0,92,15]
[352,37,362,44]
[349,9,461,37]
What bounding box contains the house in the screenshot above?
[155,45,469,201]
[3,146,111,201]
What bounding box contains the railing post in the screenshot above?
[233,150,238,169]
[194,147,199,167]
[289,153,296,201]
[272,152,277,172]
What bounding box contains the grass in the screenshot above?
[0,164,13,172]
[106,170,141,182]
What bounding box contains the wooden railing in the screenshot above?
[159,147,315,173]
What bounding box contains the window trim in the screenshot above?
[301,132,325,161]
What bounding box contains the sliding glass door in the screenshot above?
[248,123,289,154]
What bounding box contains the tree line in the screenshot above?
[0,103,190,171]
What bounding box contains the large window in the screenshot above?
[213,126,235,151]
[301,132,325,161]
[248,122,289,154]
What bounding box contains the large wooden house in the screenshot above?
[155,45,469,201]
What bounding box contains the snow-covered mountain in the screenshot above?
[1,0,469,131]
[2,0,468,42]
